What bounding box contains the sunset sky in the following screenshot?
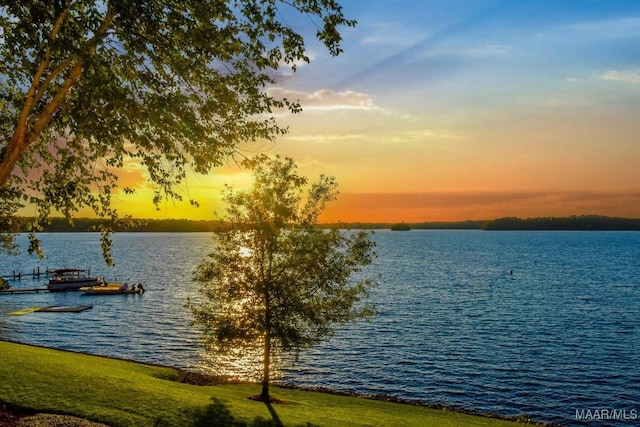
[115,0,640,223]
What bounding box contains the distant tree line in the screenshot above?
[331,217,640,231]
[482,215,640,231]
[1,217,225,233]
[3,218,487,232]
[2,215,639,233]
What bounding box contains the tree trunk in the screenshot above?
[261,329,271,400]
[0,3,71,187]
[0,2,115,187]
[0,57,83,188]
[261,284,271,400]
[0,134,26,186]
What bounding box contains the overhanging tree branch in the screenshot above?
[0,0,356,261]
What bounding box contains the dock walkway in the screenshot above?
[0,287,51,294]
[1,267,48,281]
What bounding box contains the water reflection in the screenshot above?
[194,341,284,383]
[239,246,252,258]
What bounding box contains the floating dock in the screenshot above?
[7,307,43,316]
[7,305,93,316]
[36,305,93,313]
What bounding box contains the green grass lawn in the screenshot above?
[0,341,525,426]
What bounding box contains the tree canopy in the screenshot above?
[189,155,377,401]
[0,0,355,261]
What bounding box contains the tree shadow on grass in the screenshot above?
[263,401,282,426]
[184,398,244,427]
[175,397,317,427]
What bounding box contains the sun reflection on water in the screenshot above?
[194,342,284,383]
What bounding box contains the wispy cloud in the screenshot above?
[362,35,415,46]
[459,43,512,57]
[286,132,365,145]
[360,21,429,48]
[427,43,513,59]
[289,124,462,141]
[269,88,379,111]
[277,51,318,76]
[390,129,465,144]
[600,70,640,84]
[566,17,640,39]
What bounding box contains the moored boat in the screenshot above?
[80,282,144,295]
[47,268,102,291]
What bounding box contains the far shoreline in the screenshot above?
[5,214,640,232]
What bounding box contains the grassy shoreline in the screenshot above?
[0,340,547,426]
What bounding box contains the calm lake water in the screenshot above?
[1,231,639,426]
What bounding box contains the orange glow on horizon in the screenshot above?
[57,188,640,224]
[319,191,640,223]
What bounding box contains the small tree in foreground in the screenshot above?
[189,155,377,401]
